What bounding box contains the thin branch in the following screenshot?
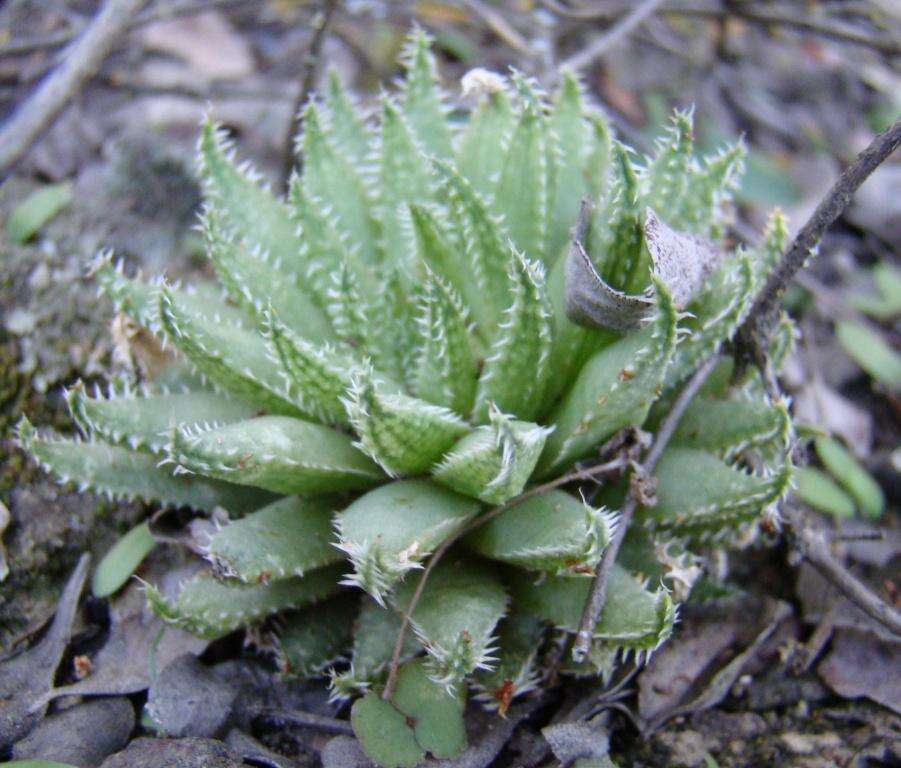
[252,707,355,735]
[560,0,669,71]
[0,0,148,177]
[783,506,901,636]
[734,119,901,367]
[279,0,339,194]
[460,0,534,56]
[571,353,721,661]
[0,0,260,58]
[380,454,629,701]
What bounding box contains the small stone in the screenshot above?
[656,729,711,767]
[100,736,245,767]
[5,308,36,335]
[28,262,51,290]
[779,731,843,755]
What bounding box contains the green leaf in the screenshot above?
[646,109,694,219]
[814,436,884,519]
[67,382,255,454]
[465,489,615,574]
[92,521,155,598]
[848,262,901,320]
[539,280,677,476]
[431,159,516,336]
[200,203,334,342]
[377,95,434,275]
[323,68,371,166]
[199,120,303,274]
[393,557,508,691]
[204,495,343,583]
[399,28,453,159]
[457,84,513,199]
[167,415,383,495]
[410,269,479,415]
[432,409,552,504]
[351,692,424,768]
[158,287,300,416]
[510,564,675,652]
[473,611,544,711]
[278,595,357,677]
[392,658,467,759]
[663,252,754,393]
[331,599,421,696]
[494,72,552,262]
[335,479,480,605]
[6,182,72,244]
[344,366,470,477]
[409,202,489,343]
[146,563,343,639]
[794,466,855,519]
[836,320,901,389]
[262,308,361,427]
[297,102,381,266]
[669,395,790,456]
[472,250,554,422]
[548,71,590,259]
[18,418,267,513]
[644,448,792,537]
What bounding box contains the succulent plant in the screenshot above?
[19,30,793,766]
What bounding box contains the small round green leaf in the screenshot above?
[351,692,424,768]
[836,320,901,389]
[392,659,467,759]
[6,182,72,244]
[92,521,155,598]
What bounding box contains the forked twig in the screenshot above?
[571,353,721,661]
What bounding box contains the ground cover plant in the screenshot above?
[17,30,799,767]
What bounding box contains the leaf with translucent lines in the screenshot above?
[410,269,478,415]
[67,382,255,454]
[158,287,299,416]
[344,366,469,477]
[662,251,754,394]
[641,447,792,538]
[378,96,434,275]
[166,415,383,495]
[679,140,745,237]
[494,73,552,263]
[323,69,371,166]
[199,119,303,272]
[464,489,615,574]
[263,308,361,427]
[334,479,480,605]
[297,101,381,266]
[278,595,357,677]
[539,280,677,477]
[399,28,453,159]
[473,251,553,423]
[201,203,333,342]
[548,71,591,259]
[596,143,645,294]
[510,565,675,651]
[146,563,343,639]
[393,557,507,692]
[431,159,514,335]
[457,80,513,199]
[18,417,268,513]
[432,409,552,504]
[204,495,343,583]
[645,109,694,216]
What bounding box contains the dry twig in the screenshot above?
[734,119,901,374]
[560,0,669,71]
[571,354,721,661]
[0,0,148,177]
[253,707,355,735]
[783,506,901,636]
[279,0,340,193]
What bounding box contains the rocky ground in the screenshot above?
[0,1,898,766]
